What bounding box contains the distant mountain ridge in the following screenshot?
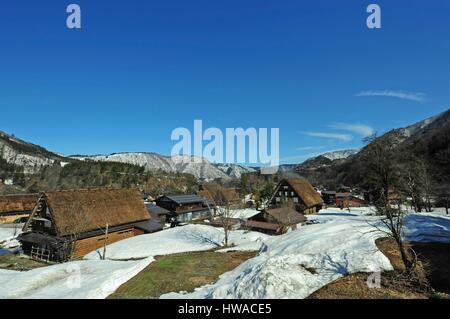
[0,131,69,174]
[1,108,448,185]
[297,149,359,171]
[71,152,257,181]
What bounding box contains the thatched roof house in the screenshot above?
[246,207,307,235]
[269,178,323,214]
[19,188,154,262]
[198,184,241,207]
[264,207,307,225]
[0,193,38,224]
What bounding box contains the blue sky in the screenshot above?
[0,1,449,164]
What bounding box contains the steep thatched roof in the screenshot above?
[198,184,240,205]
[278,179,323,208]
[43,188,150,237]
[265,207,307,225]
[0,194,39,214]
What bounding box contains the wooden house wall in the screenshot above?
[174,202,206,213]
[270,181,312,214]
[270,181,323,215]
[72,228,135,258]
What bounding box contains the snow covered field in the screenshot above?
[404,213,450,243]
[84,224,269,260]
[0,207,449,299]
[162,208,393,299]
[0,225,268,299]
[161,207,450,299]
[0,258,152,299]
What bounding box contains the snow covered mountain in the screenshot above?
[0,131,68,174]
[71,153,256,181]
[320,149,359,161]
[298,149,359,170]
[0,130,255,181]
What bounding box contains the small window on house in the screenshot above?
[291,192,295,196]
[293,197,299,203]
[285,192,288,196]
[276,197,281,202]
[283,186,288,190]
[279,191,282,196]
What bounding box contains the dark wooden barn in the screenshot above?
[269,179,324,214]
[155,194,211,223]
[321,191,337,205]
[18,188,155,262]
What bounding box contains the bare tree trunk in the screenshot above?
[223,223,229,247]
[102,223,109,260]
[446,197,449,215]
[397,238,414,273]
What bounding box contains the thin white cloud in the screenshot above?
[296,146,326,151]
[303,132,353,142]
[356,90,426,103]
[329,123,375,138]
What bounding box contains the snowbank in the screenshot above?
[0,224,268,299]
[2,207,448,299]
[161,210,393,299]
[0,258,152,299]
[404,213,450,243]
[0,225,22,248]
[84,224,269,260]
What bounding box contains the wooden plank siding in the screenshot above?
[72,228,135,258]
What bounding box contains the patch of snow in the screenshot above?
[230,208,260,220]
[84,224,269,260]
[0,258,152,299]
[321,149,359,161]
[0,225,22,248]
[404,213,450,243]
[161,209,393,299]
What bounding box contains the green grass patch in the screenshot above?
[108,250,256,299]
[0,254,50,271]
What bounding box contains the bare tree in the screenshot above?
[371,196,417,273]
[403,161,423,213]
[362,133,401,207]
[416,158,434,213]
[402,156,435,213]
[211,190,235,247]
[362,133,416,273]
[436,184,450,215]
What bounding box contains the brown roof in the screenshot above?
[265,207,307,225]
[198,184,240,204]
[0,194,39,214]
[43,188,150,237]
[245,220,280,231]
[283,179,323,208]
